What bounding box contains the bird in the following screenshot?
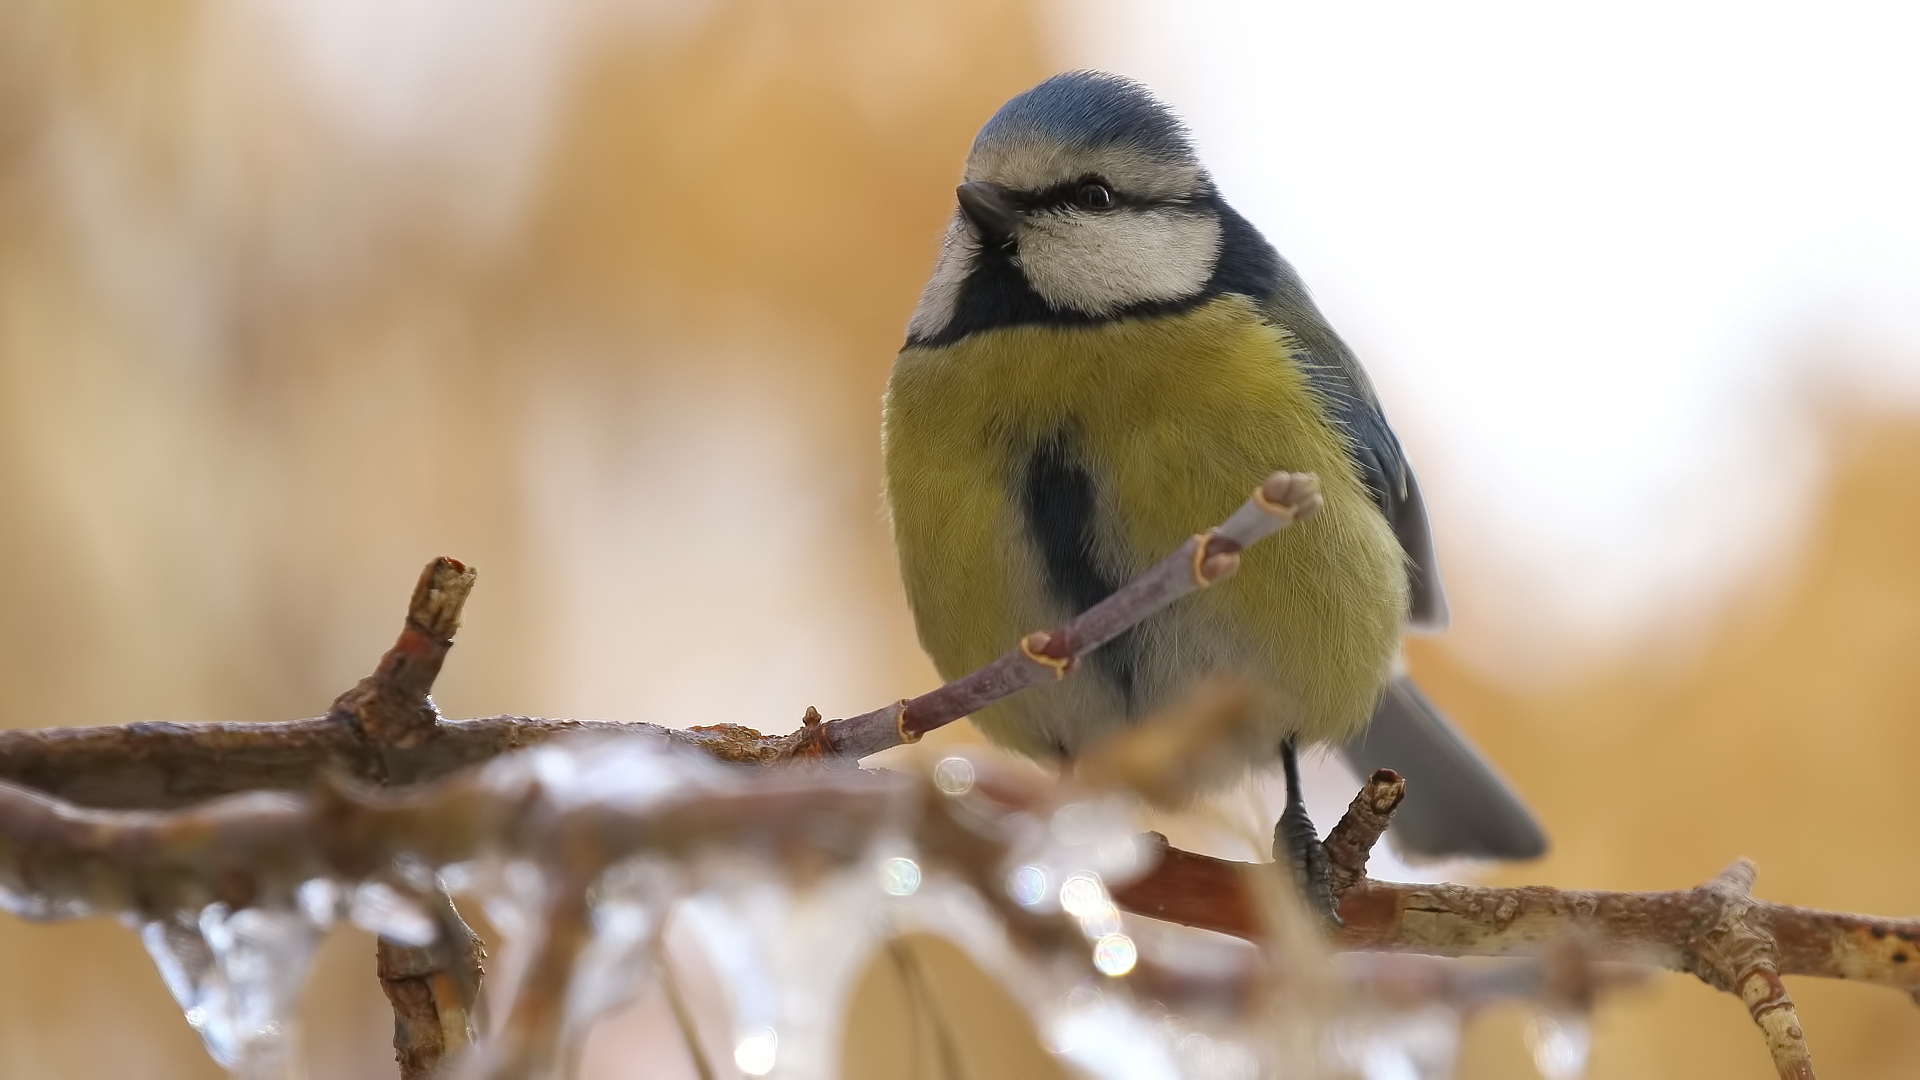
[880,71,1543,905]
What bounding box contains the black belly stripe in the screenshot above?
[1020,435,1140,713]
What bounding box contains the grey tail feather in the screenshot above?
[1339,675,1547,861]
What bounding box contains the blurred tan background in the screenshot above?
[2,1,1917,1077]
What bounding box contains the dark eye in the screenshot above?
[1076,183,1114,211]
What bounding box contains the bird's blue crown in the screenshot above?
[972,71,1195,162]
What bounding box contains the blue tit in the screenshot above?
[882,71,1543,863]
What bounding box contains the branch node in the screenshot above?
[1323,768,1406,900]
[1251,471,1324,524]
[1682,858,1818,1078]
[783,707,836,760]
[892,701,922,745]
[1019,633,1074,679]
[1190,533,1243,587]
[329,558,477,750]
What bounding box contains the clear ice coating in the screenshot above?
[1527,1011,1593,1080]
[347,881,437,945]
[564,857,677,1034]
[0,883,97,922]
[479,732,730,814]
[131,897,332,1079]
[672,863,887,1080]
[1045,990,1182,1079]
[1330,1006,1465,1080]
[13,733,1593,1079]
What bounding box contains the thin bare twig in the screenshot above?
[0,473,1320,809]
[1321,767,1406,900]
[820,471,1324,757]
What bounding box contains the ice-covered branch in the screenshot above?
[1110,770,1913,1080]
[0,735,1121,1079]
[5,734,1911,1080]
[2,472,1913,1080]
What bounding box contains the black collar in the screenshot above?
[904,193,1281,349]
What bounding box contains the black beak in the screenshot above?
[956,181,1021,245]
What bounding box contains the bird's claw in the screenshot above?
[1275,799,1342,928]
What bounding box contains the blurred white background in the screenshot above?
[1056,0,1920,679]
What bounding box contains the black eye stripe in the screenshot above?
[1011,175,1186,213]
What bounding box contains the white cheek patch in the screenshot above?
[905,214,976,342]
[1017,208,1221,316]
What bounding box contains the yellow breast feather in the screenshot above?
[882,294,1405,760]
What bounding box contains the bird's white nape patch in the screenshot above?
[1017,206,1221,316]
[905,214,975,342]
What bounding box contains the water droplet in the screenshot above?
[1008,865,1049,907]
[1527,1012,1591,1080]
[734,1028,778,1076]
[1091,933,1137,977]
[1059,872,1109,918]
[933,756,975,794]
[879,857,922,897]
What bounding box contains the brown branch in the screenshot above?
[0,743,1073,1078]
[331,558,489,1078]
[7,742,1911,1080]
[0,715,790,810]
[378,891,486,1079]
[1110,772,1918,1080]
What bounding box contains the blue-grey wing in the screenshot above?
[1254,262,1545,861]
[1254,260,1448,631]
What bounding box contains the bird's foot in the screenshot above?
[1274,737,1341,927]
[1273,802,1341,927]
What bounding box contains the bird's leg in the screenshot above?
[1273,737,1341,925]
